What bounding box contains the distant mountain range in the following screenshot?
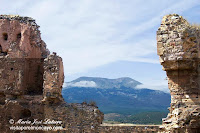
[62,77,170,115]
[65,77,141,89]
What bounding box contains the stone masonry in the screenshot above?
[157,14,200,133]
[0,15,104,133]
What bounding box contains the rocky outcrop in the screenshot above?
[157,14,200,132]
[0,15,103,133]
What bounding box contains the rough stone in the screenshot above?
[0,15,104,133]
[157,14,200,133]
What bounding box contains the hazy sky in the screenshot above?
[1,0,200,92]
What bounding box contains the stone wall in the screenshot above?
[0,58,44,97]
[0,15,104,133]
[157,14,200,133]
[98,125,159,133]
[43,53,64,102]
[0,15,49,58]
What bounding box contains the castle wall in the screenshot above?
[43,53,64,102]
[98,125,159,133]
[0,58,44,97]
[0,15,49,58]
[0,15,104,133]
[157,14,200,133]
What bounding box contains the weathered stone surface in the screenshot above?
[43,52,64,102]
[0,15,49,58]
[157,14,200,133]
[0,15,104,133]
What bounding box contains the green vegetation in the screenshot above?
[88,100,97,107]
[103,121,123,124]
[104,111,168,125]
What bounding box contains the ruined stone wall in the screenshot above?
[0,15,49,58]
[43,53,64,102]
[157,14,200,133]
[0,58,44,98]
[97,125,159,133]
[0,15,104,133]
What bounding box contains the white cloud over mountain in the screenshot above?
[65,81,97,88]
[136,80,169,93]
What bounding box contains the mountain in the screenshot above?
[62,77,170,115]
[65,76,141,89]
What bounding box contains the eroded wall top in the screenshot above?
[0,15,50,58]
[157,14,200,70]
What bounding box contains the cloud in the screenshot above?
[136,80,169,93]
[64,81,97,88]
[0,0,200,81]
[61,39,158,75]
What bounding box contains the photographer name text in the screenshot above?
[9,119,62,125]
